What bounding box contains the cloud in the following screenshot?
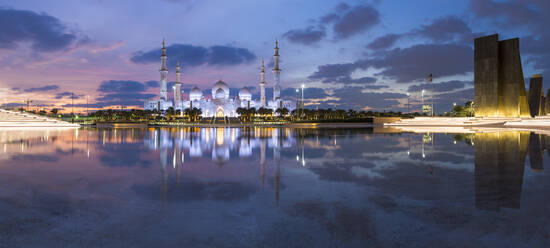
[21,84,59,92]
[283,3,380,45]
[310,43,472,84]
[328,76,377,84]
[91,80,157,107]
[0,8,83,52]
[55,91,81,99]
[324,87,406,110]
[308,63,357,81]
[469,0,539,28]
[130,44,256,68]
[332,5,380,40]
[408,80,472,93]
[97,80,147,93]
[367,34,402,50]
[208,45,256,66]
[0,103,26,108]
[283,26,326,45]
[281,87,330,99]
[145,80,160,88]
[413,16,479,44]
[358,43,473,83]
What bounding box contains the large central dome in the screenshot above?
[212,80,229,100]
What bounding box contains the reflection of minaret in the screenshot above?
[528,132,544,172]
[260,139,266,189]
[275,158,280,208]
[272,40,281,102]
[474,132,528,210]
[160,145,168,204]
[160,40,168,101]
[260,59,267,107]
[274,129,282,207]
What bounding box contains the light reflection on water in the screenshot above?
[0,127,549,247]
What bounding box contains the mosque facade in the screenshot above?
[144,41,295,117]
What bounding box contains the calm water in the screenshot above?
[1,127,549,247]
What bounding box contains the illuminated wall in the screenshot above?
[474,34,530,117]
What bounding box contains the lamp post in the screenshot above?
[453,102,456,117]
[406,92,410,114]
[71,92,74,123]
[422,90,430,113]
[429,73,434,117]
[301,84,305,118]
[296,88,299,120]
[86,95,89,116]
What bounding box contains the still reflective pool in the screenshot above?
[1,127,549,247]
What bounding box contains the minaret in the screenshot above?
[272,40,281,102]
[160,40,168,101]
[174,61,182,110]
[260,58,267,107]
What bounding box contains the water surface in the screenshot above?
[0,127,549,247]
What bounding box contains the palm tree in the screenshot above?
[236,107,247,122]
[276,108,289,120]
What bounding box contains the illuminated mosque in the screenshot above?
[144,41,295,117]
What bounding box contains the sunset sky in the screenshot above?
[0,0,549,113]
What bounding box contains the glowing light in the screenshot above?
[296,155,299,161]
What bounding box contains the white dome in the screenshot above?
[215,88,226,99]
[190,86,202,101]
[239,87,252,100]
[212,80,229,100]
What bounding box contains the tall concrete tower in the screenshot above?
[272,40,281,102]
[160,40,168,101]
[174,61,182,109]
[260,58,266,107]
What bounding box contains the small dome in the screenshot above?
[239,87,252,100]
[190,86,202,101]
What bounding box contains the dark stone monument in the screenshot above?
[474,34,500,117]
[474,34,530,117]
[528,74,543,117]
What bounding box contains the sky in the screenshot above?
[0,0,549,113]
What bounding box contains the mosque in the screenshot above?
[144,41,295,117]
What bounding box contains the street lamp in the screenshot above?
[86,95,89,116]
[301,84,305,118]
[406,92,410,114]
[422,90,430,113]
[452,102,456,117]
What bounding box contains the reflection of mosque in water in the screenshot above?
[145,127,295,163]
[146,127,293,206]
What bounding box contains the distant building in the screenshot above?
[145,41,295,117]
